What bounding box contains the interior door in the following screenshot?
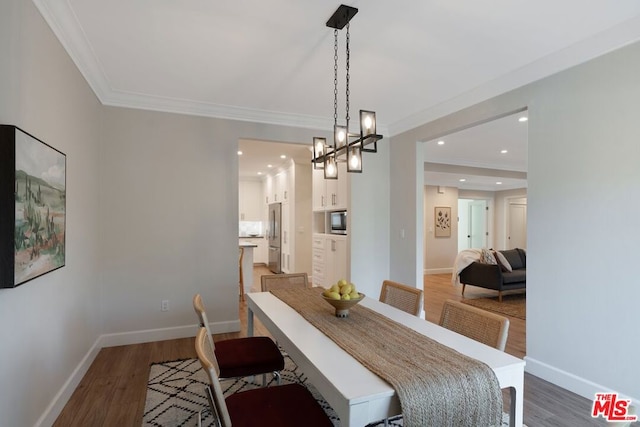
[508,203,527,249]
[469,200,488,248]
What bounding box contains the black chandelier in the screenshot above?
[312,5,383,180]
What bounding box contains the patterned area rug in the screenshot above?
[143,353,521,426]
[461,293,526,320]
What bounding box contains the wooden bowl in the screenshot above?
[322,293,365,317]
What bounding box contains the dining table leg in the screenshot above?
[509,377,524,427]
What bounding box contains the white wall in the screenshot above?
[390,42,640,403]
[350,138,391,297]
[494,189,527,249]
[0,6,390,419]
[423,185,458,273]
[0,1,102,426]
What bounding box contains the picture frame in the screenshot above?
[434,206,451,238]
[0,125,66,288]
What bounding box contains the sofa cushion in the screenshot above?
[500,249,524,270]
[516,248,526,267]
[502,269,526,284]
[480,248,497,264]
[493,250,512,272]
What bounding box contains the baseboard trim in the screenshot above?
[34,337,102,427]
[36,319,241,426]
[99,320,241,348]
[525,356,640,406]
[424,268,453,275]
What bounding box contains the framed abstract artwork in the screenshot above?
[0,125,66,288]
[434,206,451,238]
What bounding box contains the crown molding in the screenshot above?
[32,0,111,100]
[35,0,640,136]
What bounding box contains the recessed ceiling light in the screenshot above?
[500,149,508,154]
[496,181,502,185]
[237,150,243,155]
[437,140,445,145]
[257,172,263,175]
[518,116,528,122]
[267,164,273,168]
[459,178,466,182]
[280,155,286,159]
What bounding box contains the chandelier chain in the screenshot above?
[345,22,350,126]
[333,29,338,128]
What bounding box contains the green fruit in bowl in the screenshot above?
[341,294,351,301]
[322,289,332,298]
[338,278,348,287]
[330,284,340,293]
[340,284,352,295]
[328,291,341,300]
[349,291,360,300]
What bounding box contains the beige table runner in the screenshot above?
[271,288,502,427]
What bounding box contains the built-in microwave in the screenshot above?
[330,210,347,235]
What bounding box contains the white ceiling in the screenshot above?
[238,139,312,180]
[423,111,528,191]
[33,1,640,189]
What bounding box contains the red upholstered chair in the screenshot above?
[195,327,333,427]
[193,294,284,385]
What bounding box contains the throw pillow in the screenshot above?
[480,248,497,265]
[493,250,513,272]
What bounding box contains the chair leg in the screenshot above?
[498,291,502,303]
[461,284,466,297]
[274,370,281,385]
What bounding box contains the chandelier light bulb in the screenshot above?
[364,115,373,130]
[327,161,336,176]
[316,141,324,155]
[349,151,360,169]
[338,130,346,142]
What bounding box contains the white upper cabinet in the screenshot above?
[264,175,273,205]
[239,179,263,221]
[313,162,348,211]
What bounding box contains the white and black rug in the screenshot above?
[143,354,519,426]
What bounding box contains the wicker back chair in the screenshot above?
[379,280,424,316]
[439,299,510,351]
[261,273,310,292]
[195,328,333,427]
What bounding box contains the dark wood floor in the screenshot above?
[54,269,604,426]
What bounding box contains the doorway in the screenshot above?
[458,199,488,250]
[507,199,527,249]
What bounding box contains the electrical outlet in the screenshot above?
[161,300,169,312]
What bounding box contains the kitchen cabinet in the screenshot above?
[325,235,348,286]
[240,238,267,264]
[311,234,326,287]
[239,179,263,221]
[261,160,312,275]
[264,175,273,205]
[281,202,290,272]
[276,169,289,204]
[312,162,348,211]
[311,234,348,287]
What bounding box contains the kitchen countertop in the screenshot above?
[239,242,258,248]
[239,235,264,239]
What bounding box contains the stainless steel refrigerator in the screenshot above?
[267,202,282,273]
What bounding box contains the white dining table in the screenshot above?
[247,292,525,427]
